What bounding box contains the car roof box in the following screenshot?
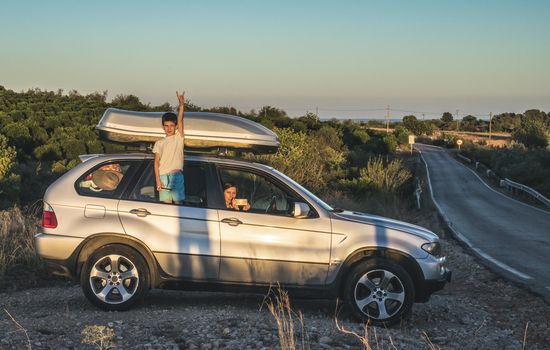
[96,108,280,154]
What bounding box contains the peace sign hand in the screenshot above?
[176,91,185,106]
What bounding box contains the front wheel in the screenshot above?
[81,244,150,311]
[344,258,414,326]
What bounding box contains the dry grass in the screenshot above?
[0,203,43,289]
[335,316,397,350]
[81,325,116,350]
[263,285,309,350]
[3,308,31,350]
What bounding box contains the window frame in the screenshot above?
[74,159,143,200]
[120,160,214,208]
[213,164,318,218]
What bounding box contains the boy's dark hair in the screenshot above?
[162,112,177,125]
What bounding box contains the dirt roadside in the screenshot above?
[1,231,549,350]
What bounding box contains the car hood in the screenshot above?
[331,210,438,242]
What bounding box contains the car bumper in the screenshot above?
[416,267,452,302]
[34,233,82,279]
[34,233,83,260]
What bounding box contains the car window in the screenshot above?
[218,168,297,216]
[127,162,208,207]
[76,161,135,198]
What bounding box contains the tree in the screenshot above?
[248,127,345,192]
[402,115,420,135]
[0,134,20,208]
[111,94,149,111]
[512,118,548,148]
[461,115,479,132]
[393,124,410,144]
[441,112,453,124]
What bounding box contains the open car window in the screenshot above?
[126,162,208,207]
[218,167,299,216]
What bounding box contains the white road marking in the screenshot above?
[418,146,534,281]
[471,248,533,280]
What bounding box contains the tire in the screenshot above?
[344,258,415,326]
[81,244,150,311]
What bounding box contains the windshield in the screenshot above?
[273,169,334,211]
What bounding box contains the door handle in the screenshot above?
[221,218,243,226]
[129,208,151,217]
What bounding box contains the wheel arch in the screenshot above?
[74,233,160,287]
[337,247,424,301]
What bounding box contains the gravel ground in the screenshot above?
[2,235,550,350]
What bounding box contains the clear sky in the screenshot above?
[1,0,549,119]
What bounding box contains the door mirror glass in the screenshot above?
[293,202,310,218]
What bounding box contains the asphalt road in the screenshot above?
[417,143,550,302]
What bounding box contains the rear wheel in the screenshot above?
[81,244,149,311]
[344,258,414,326]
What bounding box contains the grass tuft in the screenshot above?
[263,284,309,350]
[0,203,44,290]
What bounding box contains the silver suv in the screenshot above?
[35,153,450,325]
[34,109,450,325]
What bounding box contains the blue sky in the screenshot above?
[1,0,549,119]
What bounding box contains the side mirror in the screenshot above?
[293,202,310,218]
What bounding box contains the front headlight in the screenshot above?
[422,242,441,257]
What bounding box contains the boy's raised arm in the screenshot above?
[176,91,185,137]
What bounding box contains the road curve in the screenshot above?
[416,143,550,302]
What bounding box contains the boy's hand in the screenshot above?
[176,91,185,107]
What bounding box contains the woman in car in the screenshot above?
[223,182,250,211]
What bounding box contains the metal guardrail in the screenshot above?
[456,152,550,207]
[457,153,471,163]
[500,178,550,207]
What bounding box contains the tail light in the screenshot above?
[42,203,58,229]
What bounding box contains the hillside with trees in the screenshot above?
[0,86,409,209]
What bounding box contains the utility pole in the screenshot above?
[422,113,425,121]
[456,109,460,132]
[489,112,493,141]
[386,105,390,133]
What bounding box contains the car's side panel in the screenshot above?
[218,209,331,285]
[327,217,430,284]
[117,201,221,280]
[50,199,125,238]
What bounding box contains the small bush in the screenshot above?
[339,156,411,196]
[512,118,548,148]
[247,127,346,192]
[0,205,41,279]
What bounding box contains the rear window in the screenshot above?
[76,161,138,198]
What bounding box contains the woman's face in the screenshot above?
[224,186,237,204]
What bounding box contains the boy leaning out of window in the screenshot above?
[153,91,186,204]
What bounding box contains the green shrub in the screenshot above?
[0,135,21,208]
[247,127,346,192]
[512,118,548,148]
[339,156,411,195]
[393,124,410,145]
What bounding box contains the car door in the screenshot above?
[118,161,220,280]
[216,166,332,286]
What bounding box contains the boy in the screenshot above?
[153,91,186,204]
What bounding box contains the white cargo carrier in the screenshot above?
[96,108,280,154]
